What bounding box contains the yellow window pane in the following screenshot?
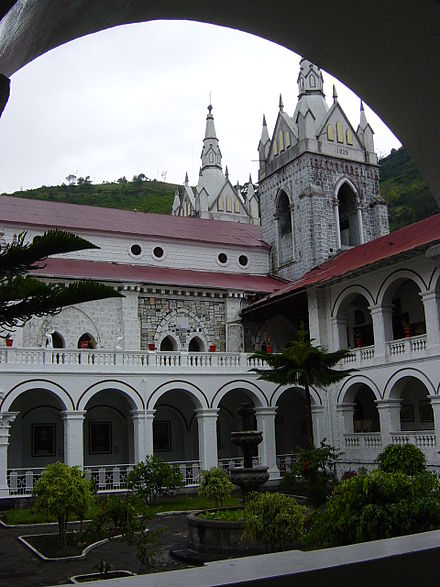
[327,125,335,141]
[336,121,344,143]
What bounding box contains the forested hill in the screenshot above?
[379,147,438,231]
[1,149,438,231]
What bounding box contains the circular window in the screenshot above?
[218,253,228,264]
[238,255,248,267]
[130,244,142,256]
[153,246,164,258]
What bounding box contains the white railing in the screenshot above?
[7,459,203,497]
[391,431,436,449]
[387,334,427,358]
[340,345,375,367]
[276,454,297,476]
[7,467,45,495]
[344,433,382,450]
[0,348,270,372]
[218,456,261,471]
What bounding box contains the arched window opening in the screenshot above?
[78,333,95,349]
[397,379,433,432]
[390,281,427,340]
[336,121,344,143]
[337,183,361,247]
[353,387,380,433]
[309,73,316,88]
[226,194,232,213]
[217,196,224,211]
[277,191,293,265]
[160,335,177,351]
[279,130,284,152]
[327,125,335,141]
[188,336,204,352]
[234,198,240,213]
[52,332,64,348]
[285,131,291,148]
[346,129,353,145]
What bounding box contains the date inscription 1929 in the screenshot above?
[336,147,349,156]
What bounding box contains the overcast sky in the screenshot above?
[0,20,401,194]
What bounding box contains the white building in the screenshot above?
[0,60,439,498]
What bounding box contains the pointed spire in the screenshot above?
[200,103,222,171]
[184,171,189,185]
[333,84,338,103]
[279,93,284,112]
[171,185,181,215]
[249,173,252,183]
[225,165,229,179]
[297,58,325,97]
[263,114,267,127]
[359,99,368,129]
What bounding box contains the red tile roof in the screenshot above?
[0,195,267,248]
[32,258,285,293]
[250,213,440,306]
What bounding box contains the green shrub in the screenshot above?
[243,492,306,552]
[198,508,244,521]
[198,467,234,508]
[307,469,440,548]
[128,456,184,502]
[376,443,426,475]
[32,462,95,546]
[281,440,342,506]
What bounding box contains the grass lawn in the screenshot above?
[1,494,241,525]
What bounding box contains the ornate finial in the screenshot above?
[279,93,284,111]
[225,165,229,178]
[333,84,338,102]
[249,173,252,183]
[360,99,365,111]
[262,114,267,126]
[185,171,189,184]
[207,103,213,114]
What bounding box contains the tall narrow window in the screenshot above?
[277,191,293,265]
[234,198,240,213]
[337,183,361,247]
[279,131,284,152]
[346,129,353,145]
[217,196,224,211]
[336,121,344,143]
[285,131,291,148]
[327,125,335,141]
[226,194,232,212]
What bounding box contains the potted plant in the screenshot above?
[148,342,156,351]
[5,335,13,347]
[263,334,273,353]
[354,329,363,348]
[402,319,411,338]
[209,344,216,352]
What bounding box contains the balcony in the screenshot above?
[340,334,429,369]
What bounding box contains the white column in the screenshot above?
[145,409,156,456]
[311,405,326,446]
[131,410,147,463]
[336,403,356,436]
[421,291,440,347]
[308,290,321,346]
[331,316,347,349]
[196,408,219,471]
[61,411,85,468]
[255,407,279,479]
[376,399,401,446]
[369,304,393,358]
[429,396,440,449]
[0,412,18,497]
[356,206,364,244]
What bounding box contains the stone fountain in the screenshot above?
[229,403,269,501]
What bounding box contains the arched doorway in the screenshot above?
[335,292,374,348]
[276,191,293,266]
[160,335,177,351]
[382,278,426,340]
[78,333,96,349]
[337,182,361,247]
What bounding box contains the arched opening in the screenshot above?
[352,386,380,433]
[51,331,64,348]
[83,389,135,466]
[78,333,96,349]
[160,335,178,351]
[276,191,293,265]
[335,293,374,349]
[383,278,426,340]
[152,389,200,466]
[188,336,204,352]
[275,387,309,457]
[337,183,361,247]
[217,389,259,467]
[7,389,65,472]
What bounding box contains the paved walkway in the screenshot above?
[0,513,190,587]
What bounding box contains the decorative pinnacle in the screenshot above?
[333,84,338,102]
[279,94,284,111]
[263,114,267,126]
[185,171,189,184]
[225,165,229,178]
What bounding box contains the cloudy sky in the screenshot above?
[0,20,401,194]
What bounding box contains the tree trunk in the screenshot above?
[304,381,314,448]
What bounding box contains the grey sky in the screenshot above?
[0,20,400,194]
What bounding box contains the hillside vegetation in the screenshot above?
[1,149,438,231]
[379,148,438,231]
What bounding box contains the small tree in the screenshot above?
[128,455,184,502]
[32,462,95,546]
[376,443,426,476]
[251,324,353,446]
[243,492,306,552]
[198,467,234,508]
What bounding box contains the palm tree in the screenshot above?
[0,229,122,332]
[251,325,354,447]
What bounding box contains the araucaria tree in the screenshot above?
[0,230,121,332]
[251,326,354,446]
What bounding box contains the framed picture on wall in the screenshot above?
[32,423,56,457]
[400,404,414,423]
[89,422,112,454]
[419,400,434,423]
[153,421,171,452]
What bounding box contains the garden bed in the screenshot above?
[19,531,111,560]
[70,570,136,583]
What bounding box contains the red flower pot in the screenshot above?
[5,338,13,347]
[266,345,273,353]
[404,327,411,338]
[209,344,216,352]
[148,343,156,351]
[80,340,89,349]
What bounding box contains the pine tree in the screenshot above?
[0,230,121,332]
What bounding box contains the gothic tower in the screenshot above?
[258,58,389,281]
